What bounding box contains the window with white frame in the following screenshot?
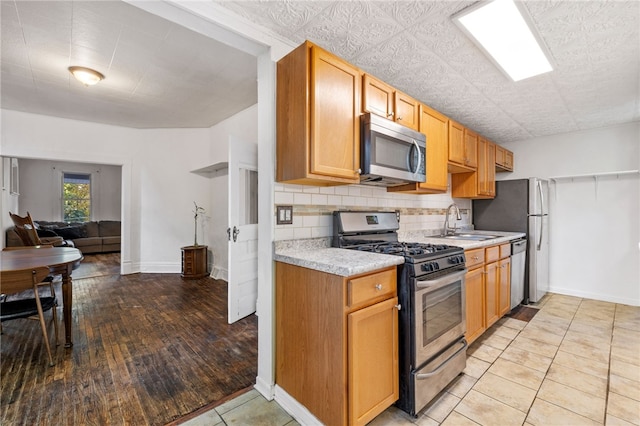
[62,172,91,222]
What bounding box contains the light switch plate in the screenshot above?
[276,205,293,225]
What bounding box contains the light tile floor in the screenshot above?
[182,293,640,426]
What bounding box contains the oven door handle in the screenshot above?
[415,339,468,380]
[416,268,467,291]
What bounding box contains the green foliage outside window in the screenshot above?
[63,173,91,222]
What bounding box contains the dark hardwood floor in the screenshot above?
[1,253,258,425]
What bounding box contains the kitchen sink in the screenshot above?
[438,233,500,241]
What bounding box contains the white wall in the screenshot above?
[500,121,640,306]
[15,159,122,221]
[0,157,19,246]
[0,109,211,274]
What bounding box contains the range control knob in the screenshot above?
[448,255,465,264]
[421,262,439,272]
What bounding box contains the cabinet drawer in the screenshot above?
[499,243,511,259]
[465,248,484,269]
[348,269,396,307]
[485,245,500,263]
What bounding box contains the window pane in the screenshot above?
[239,168,258,225]
[63,172,91,222]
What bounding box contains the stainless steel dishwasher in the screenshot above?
[510,238,527,310]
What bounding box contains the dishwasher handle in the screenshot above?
[511,238,527,255]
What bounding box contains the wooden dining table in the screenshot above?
[1,247,83,347]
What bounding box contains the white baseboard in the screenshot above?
[274,385,323,426]
[211,266,228,281]
[254,376,274,401]
[137,261,181,273]
[548,285,640,307]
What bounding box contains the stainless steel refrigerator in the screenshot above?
[472,178,550,304]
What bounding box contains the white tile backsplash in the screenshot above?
[274,182,472,241]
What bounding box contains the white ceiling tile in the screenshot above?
[294,1,403,59]
[223,0,331,40]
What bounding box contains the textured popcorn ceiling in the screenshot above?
[221,0,640,142]
[1,0,638,142]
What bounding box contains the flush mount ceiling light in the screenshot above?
[452,0,553,82]
[68,66,105,86]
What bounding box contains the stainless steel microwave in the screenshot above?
[360,113,426,187]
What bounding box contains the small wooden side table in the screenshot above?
[181,245,208,279]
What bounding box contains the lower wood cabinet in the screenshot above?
[464,266,485,344]
[484,260,500,329]
[464,243,512,344]
[276,262,399,426]
[498,257,512,316]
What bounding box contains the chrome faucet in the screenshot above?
[443,203,462,236]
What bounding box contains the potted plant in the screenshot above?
[193,202,206,246]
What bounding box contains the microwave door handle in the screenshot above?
[410,139,422,174]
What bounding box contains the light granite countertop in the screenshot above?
[273,231,526,276]
[274,246,404,277]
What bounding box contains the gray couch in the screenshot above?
[6,220,121,254]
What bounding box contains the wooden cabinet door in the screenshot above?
[495,145,514,172]
[486,141,496,196]
[499,258,511,316]
[463,128,478,169]
[394,91,420,130]
[504,150,514,171]
[362,74,394,119]
[348,297,399,426]
[477,138,496,197]
[465,267,485,344]
[310,46,361,181]
[418,105,448,192]
[484,261,500,329]
[448,120,465,166]
[495,145,505,168]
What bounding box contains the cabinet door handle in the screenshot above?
[374,284,383,291]
[394,304,402,311]
[387,112,394,118]
[397,115,403,121]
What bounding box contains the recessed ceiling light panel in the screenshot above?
[452,0,554,82]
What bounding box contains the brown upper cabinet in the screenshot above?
[463,128,478,169]
[277,41,362,186]
[388,104,448,194]
[363,74,419,131]
[448,120,477,172]
[478,137,496,197]
[495,145,514,172]
[451,136,496,199]
[277,40,514,189]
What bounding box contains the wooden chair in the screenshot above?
[9,211,43,246]
[9,212,68,248]
[0,266,59,366]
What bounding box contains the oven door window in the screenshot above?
[422,281,463,346]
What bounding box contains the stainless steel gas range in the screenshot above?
[333,211,468,416]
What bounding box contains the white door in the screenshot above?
[228,137,259,323]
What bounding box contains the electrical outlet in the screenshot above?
[276,206,293,225]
